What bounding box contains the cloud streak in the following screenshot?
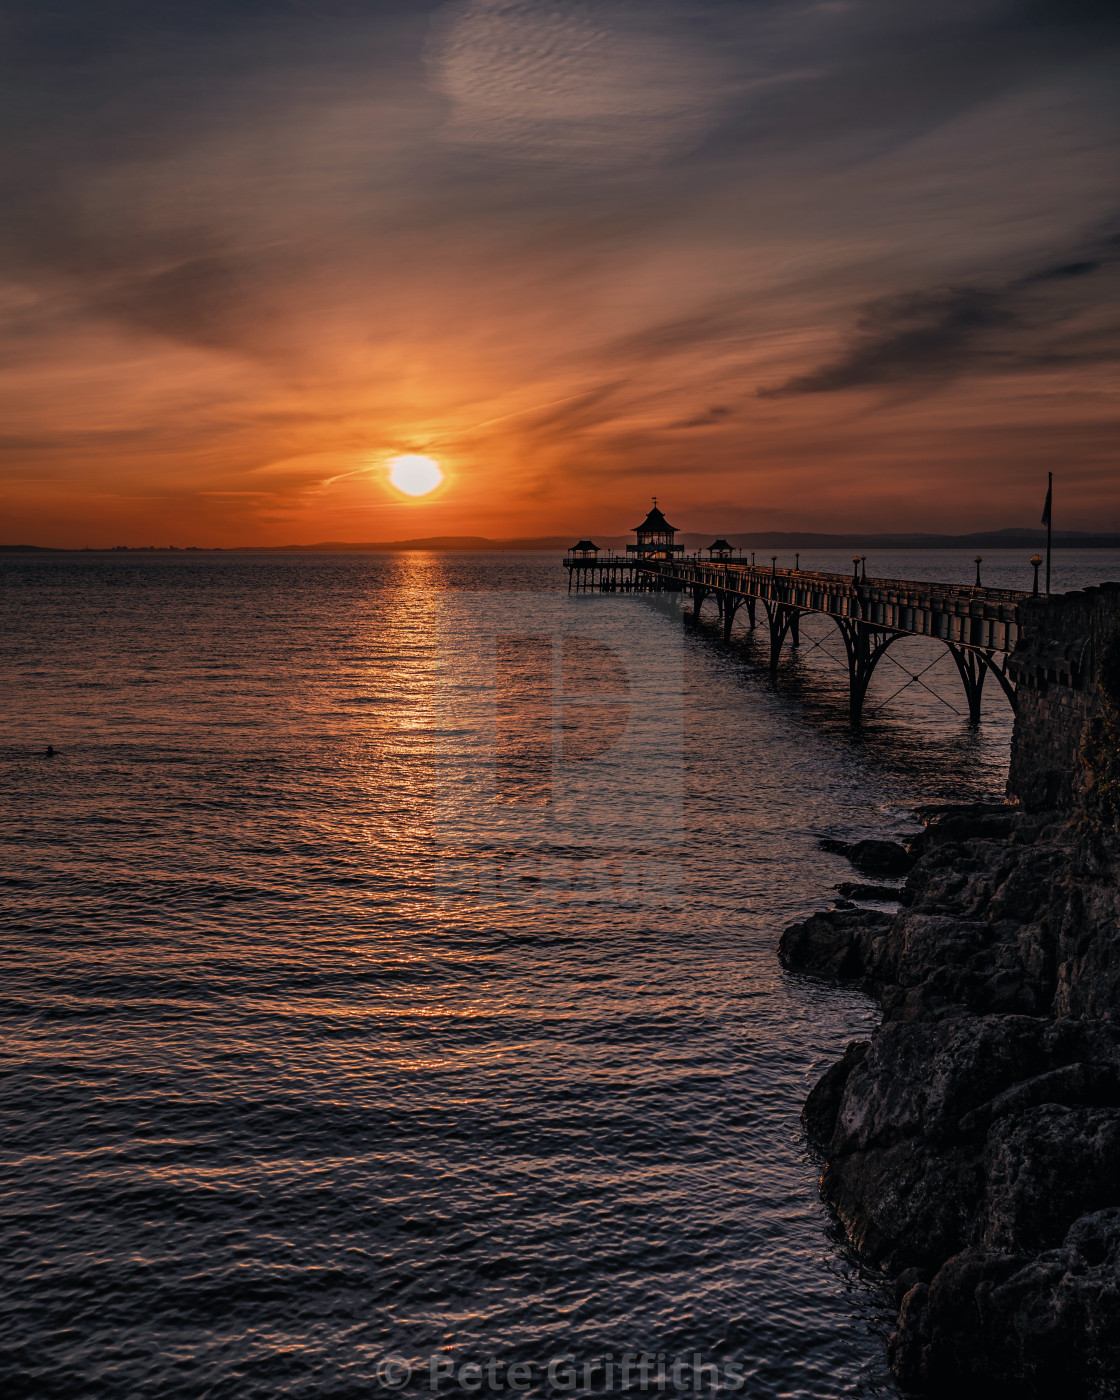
[760,235,1120,397]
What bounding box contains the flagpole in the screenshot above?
[1046,471,1052,597]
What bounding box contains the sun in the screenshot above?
[387,454,443,496]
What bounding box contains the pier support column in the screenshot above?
[947,644,987,726]
[722,595,743,643]
[763,603,804,675]
[945,645,1018,725]
[689,585,709,624]
[832,619,903,725]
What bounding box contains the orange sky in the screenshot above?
[2,0,1119,547]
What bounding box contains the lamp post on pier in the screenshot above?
[771,555,777,575]
[974,556,983,588]
[1030,554,1042,597]
[852,556,860,581]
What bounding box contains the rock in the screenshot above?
[797,804,1120,1391]
[911,802,1023,847]
[891,1266,927,1306]
[887,1248,1028,1391]
[1065,1205,1120,1266]
[828,1016,1051,1156]
[890,1233,1120,1396]
[835,880,903,900]
[802,1040,867,1144]
[959,1062,1120,1137]
[822,1138,984,1272]
[886,1279,929,1381]
[982,1105,1120,1251]
[1051,830,1120,1018]
[820,836,915,876]
[777,907,891,981]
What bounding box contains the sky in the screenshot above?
[1,0,1119,546]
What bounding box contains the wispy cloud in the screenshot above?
[425,0,736,167]
[760,234,1120,396]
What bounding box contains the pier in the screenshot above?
[565,507,1033,725]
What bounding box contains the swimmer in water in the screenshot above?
[45,745,55,757]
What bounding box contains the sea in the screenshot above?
[3,548,1119,1400]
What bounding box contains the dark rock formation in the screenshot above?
[787,586,1120,1396]
[819,836,915,876]
[835,880,903,901]
[778,907,892,980]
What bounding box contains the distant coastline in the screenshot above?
[6,529,1120,554]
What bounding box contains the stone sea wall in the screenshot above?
[1008,584,1120,809]
[782,585,1120,1397]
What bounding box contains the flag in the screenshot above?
[1041,474,1052,527]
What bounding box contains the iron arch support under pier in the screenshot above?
[986,655,1018,712]
[830,618,905,726]
[760,600,807,676]
[721,593,744,643]
[945,644,1018,724]
[688,584,710,624]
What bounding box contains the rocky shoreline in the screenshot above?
[784,810,1120,1394]
[782,582,1120,1397]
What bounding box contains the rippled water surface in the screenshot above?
[3,549,1119,1399]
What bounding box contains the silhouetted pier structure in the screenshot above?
[564,509,1031,725]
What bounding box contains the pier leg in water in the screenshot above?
[722,595,743,643]
[945,643,1018,726]
[763,602,803,676]
[690,585,709,625]
[832,619,903,725]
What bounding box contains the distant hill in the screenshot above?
[227,536,580,552]
[674,529,1120,551]
[226,529,1120,551]
[5,528,1120,553]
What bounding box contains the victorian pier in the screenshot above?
[564,504,1058,725]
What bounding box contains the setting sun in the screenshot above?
[387,454,443,497]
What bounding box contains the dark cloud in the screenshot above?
[95,256,250,349]
[668,405,734,429]
[1021,259,1102,283]
[761,235,1120,397]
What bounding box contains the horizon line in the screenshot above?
[6,526,1120,553]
